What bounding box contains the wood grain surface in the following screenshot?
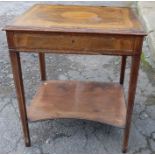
[12,32,136,55]
[27,80,126,128]
[4,4,146,35]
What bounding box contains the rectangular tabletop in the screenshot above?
[4,4,146,35]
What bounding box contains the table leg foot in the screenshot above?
[25,139,31,147]
[122,148,127,153]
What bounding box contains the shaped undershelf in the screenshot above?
[27,80,127,128]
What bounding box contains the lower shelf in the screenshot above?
[27,80,127,128]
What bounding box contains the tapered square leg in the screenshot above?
[39,53,46,81]
[120,56,127,85]
[122,55,141,153]
[9,51,31,147]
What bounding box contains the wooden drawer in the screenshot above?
[13,32,135,55]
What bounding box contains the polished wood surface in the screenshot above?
[27,80,126,127]
[4,4,146,35]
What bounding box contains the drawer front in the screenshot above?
[13,32,135,55]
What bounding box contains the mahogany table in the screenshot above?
[4,4,146,153]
